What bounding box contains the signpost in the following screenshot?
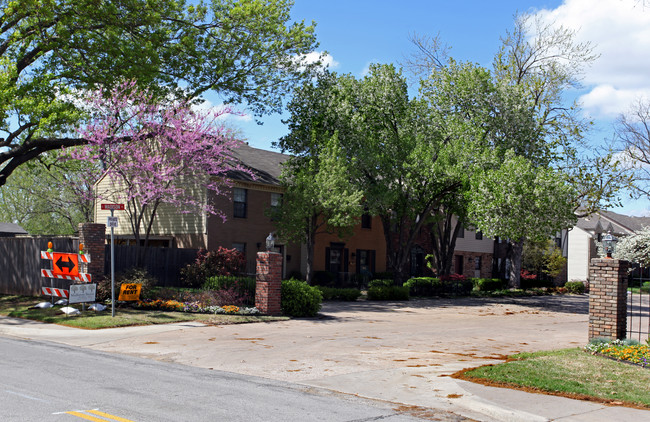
[69,284,97,304]
[101,203,124,317]
[118,283,142,301]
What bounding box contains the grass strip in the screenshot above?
[456,348,650,408]
[0,295,286,329]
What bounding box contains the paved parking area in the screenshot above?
[78,295,589,381]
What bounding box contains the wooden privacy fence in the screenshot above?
[105,245,199,287]
[0,237,77,295]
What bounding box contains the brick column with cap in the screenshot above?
[588,258,628,341]
[78,223,106,282]
[255,252,282,316]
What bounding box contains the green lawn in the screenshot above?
[458,348,650,408]
[0,295,286,329]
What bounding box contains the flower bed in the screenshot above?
[134,299,259,315]
[585,339,650,368]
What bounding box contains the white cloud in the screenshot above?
[579,85,650,118]
[535,0,650,117]
[293,51,339,72]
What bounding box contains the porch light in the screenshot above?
[266,232,275,251]
[602,232,618,258]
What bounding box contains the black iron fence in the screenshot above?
[628,265,650,342]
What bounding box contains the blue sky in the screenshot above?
[211,0,650,216]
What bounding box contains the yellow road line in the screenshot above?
[65,411,107,422]
[87,410,136,422]
[65,410,136,422]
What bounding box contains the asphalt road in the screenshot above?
[0,337,429,422]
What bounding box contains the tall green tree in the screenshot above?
[274,133,363,283]
[280,64,483,283]
[405,13,627,282]
[0,0,319,186]
[0,152,95,234]
[467,151,577,286]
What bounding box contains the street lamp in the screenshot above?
[602,232,618,258]
[266,232,275,252]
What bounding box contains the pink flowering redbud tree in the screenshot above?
[73,81,250,261]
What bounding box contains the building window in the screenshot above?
[233,188,247,218]
[270,192,282,220]
[361,211,372,229]
[475,231,483,240]
[474,256,481,271]
[457,223,464,238]
[357,249,376,275]
[232,242,246,254]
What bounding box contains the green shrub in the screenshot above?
[281,279,322,317]
[471,278,506,292]
[440,274,473,296]
[203,275,256,306]
[368,279,393,288]
[96,268,157,302]
[372,272,394,280]
[367,285,409,301]
[404,277,442,296]
[181,247,246,288]
[564,281,585,294]
[317,286,362,301]
[118,267,158,300]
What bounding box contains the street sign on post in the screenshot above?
[101,203,125,210]
[101,203,124,317]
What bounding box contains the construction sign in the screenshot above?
[41,250,91,282]
[52,253,79,277]
[118,283,141,301]
[41,287,69,298]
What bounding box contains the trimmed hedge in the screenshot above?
[471,278,506,292]
[367,285,409,301]
[403,276,473,297]
[281,279,322,317]
[368,279,394,288]
[564,281,585,294]
[317,286,362,301]
[404,277,442,296]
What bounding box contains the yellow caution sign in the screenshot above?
[118,283,141,301]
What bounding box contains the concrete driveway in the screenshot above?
[87,295,588,381]
[5,294,649,421]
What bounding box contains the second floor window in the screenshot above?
[234,188,247,218]
[361,211,372,229]
[270,193,282,219]
[475,231,483,240]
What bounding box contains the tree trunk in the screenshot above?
[429,213,461,277]
[305,215,316,284]
[508,239,524,288]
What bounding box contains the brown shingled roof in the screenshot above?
[227,143,289,185]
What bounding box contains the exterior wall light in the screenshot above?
[602,232,618,258]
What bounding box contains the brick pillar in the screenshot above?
[79,223,106,281]
[255,252,282,316]
[588,258,628,341]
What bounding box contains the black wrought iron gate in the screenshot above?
[628,265,650,341]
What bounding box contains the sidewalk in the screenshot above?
[1,296,649,421]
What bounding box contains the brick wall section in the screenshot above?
[588,258,628,341]
[255,252,282,316]
[79,223,106,281]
